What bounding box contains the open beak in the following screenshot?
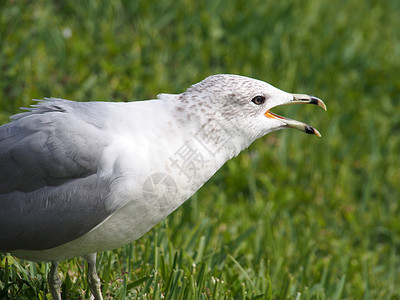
[265,94,327,137]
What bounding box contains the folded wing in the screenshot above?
[0,99,116,251]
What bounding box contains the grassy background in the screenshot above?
[1,0,399,299]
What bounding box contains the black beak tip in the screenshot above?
[308,95,327,111]
[305,125,315,135]
[309,96,320,105]
[305,125,322,137]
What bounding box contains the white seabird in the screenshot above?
[0,74,326,299]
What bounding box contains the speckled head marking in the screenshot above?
[183,74,274,104]
[177,75,284,139]
[176,74,326,143]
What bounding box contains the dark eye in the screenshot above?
[251,95,265,105]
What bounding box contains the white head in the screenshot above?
[158,74,326,158]
[175,74,326,142]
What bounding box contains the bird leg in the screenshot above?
[48,261,62,300]
[85,253,103,300]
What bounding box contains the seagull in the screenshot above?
[0,74,326,299]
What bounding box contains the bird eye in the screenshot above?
[251,95,265,105]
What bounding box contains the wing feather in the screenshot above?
[0,175,112,251]
[0,99,110,193]
[0,99,118,250]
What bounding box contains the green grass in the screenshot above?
[1,0,400,299]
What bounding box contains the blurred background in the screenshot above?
[1,0,399,299]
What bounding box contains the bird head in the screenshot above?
[180,74,326,144]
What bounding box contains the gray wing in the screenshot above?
[0,99,110,193]
[0,99,116,251]
[0,176,112,251]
